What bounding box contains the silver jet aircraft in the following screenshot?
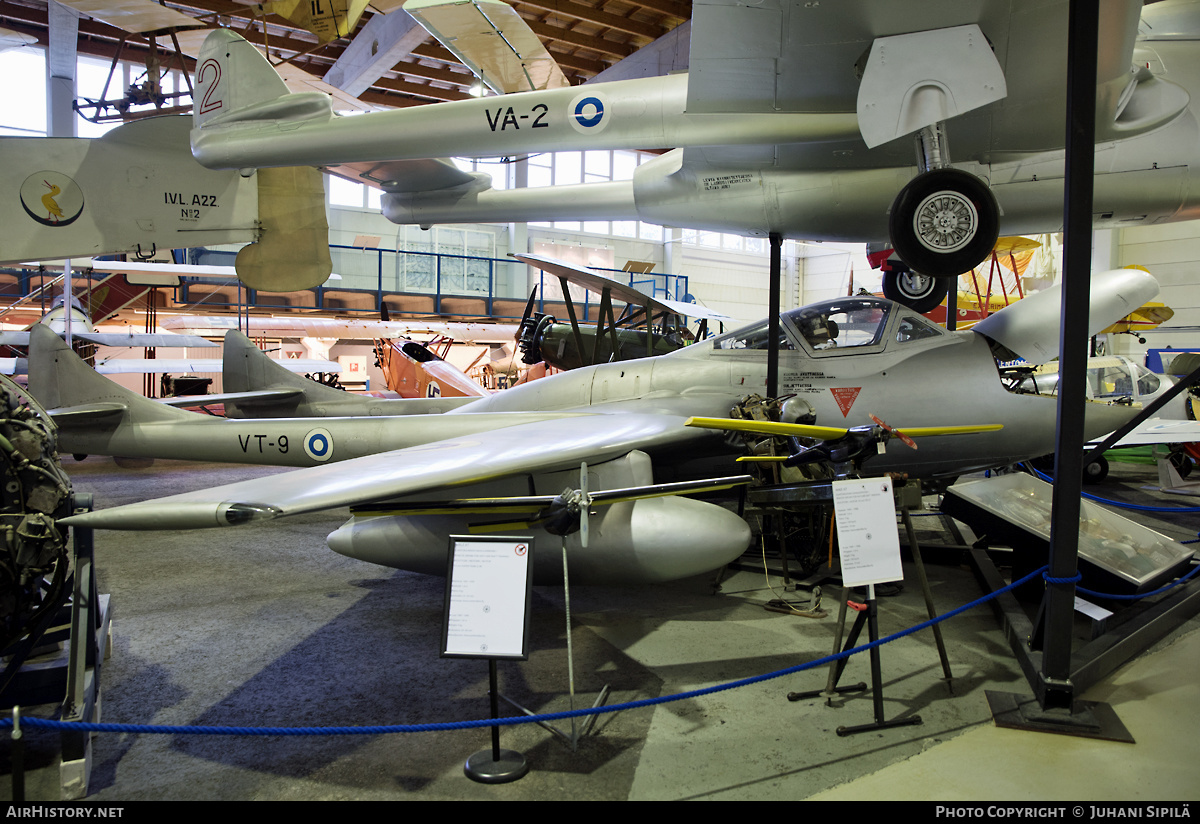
[182,0,1200,299]
[6,2,1198,302]
[46,268,1157,583]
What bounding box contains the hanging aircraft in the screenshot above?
[514,253,734,371]
[42,267,1158,583]
[174,2,1200,300]
[7,2,1198,303]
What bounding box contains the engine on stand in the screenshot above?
[0,375,73,663]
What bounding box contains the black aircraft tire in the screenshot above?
[1082,455,1109,484]
[881,269,949,313]
[889,168,1000,278]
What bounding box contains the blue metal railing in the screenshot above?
[3,248,691,322]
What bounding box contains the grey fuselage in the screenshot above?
[41,299,1133,477]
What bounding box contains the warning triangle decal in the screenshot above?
[830,387,862,417]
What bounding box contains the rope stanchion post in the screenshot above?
[11,706,24,803]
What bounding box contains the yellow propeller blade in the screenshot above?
[685,417,851,440]
[685,416,1003,439]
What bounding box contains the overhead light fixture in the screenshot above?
[469,80,486,98]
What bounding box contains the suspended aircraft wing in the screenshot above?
[1102,302,1175,335]
[406,0,569,94]
[515,253,734,323]
[0,26,37,51]
[0,330,217,349]
[259,0,373,44]
[59,411,697,530]
[160,315,519,343]
[50,0,204,34]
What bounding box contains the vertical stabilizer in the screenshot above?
[194,28,296,129]
[27,324,189,424]
[191,29,333,291]
[222,329,354,416]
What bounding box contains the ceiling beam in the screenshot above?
[323,9,428,96]
[526,19,634,59]
[514,0,668,41]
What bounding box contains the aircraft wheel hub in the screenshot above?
[914,191,978,253]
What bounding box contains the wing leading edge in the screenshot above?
[60,412,699,531]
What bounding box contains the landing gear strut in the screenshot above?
[880,265,949,314]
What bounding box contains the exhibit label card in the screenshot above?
[442,537,533,660]
[832,477,903,587]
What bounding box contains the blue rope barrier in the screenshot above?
[1075,559,1200,601]
[1043,571,1083,585]
[1,565,1053,738]
[1026,464,1200,514]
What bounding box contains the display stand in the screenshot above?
[787,479,924,736]
[442,535,534,784]
[465,661,530,784]
[899,505,954,690]
[498,538,610,752]
[788,584,923,735]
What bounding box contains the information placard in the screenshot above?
[832,477,903,587]
[441,536,534,660]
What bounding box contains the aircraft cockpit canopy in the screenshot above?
[710,296,951,356]
[784,297,949,356]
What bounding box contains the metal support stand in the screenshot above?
[60,500,107,799]
[789,585,923,736]
[899,506,954,692]
[498,538,609,751]
[465,660,529,784]
[787,585,867,705]
[2,495,111,800]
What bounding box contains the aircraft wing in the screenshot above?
[50,0,203,34]
[60,411,698,531]
[685,0,1158,165]
[325,159,478,193]
[406,0,569,94]
[1094,418,1200,447]
[515,253,734,322]
[0,331,214,348]
[160,315,519,343]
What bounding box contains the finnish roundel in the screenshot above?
[303,427,333,462]
[569,92,608,134]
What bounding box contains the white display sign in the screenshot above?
[832,477,904,587]
[442,537,533,660]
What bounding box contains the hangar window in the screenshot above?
[0,49,46,136]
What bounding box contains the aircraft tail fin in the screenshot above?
[27,324,192,427]
[194,28,331,130]
[222,331,480,417]
[222,330,354,417]
[191,29,334,292]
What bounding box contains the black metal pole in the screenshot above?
[489,659,501,761]
[767,233,782,399]
[1041,0,1099,711]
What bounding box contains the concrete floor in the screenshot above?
[2,456,1198,801]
